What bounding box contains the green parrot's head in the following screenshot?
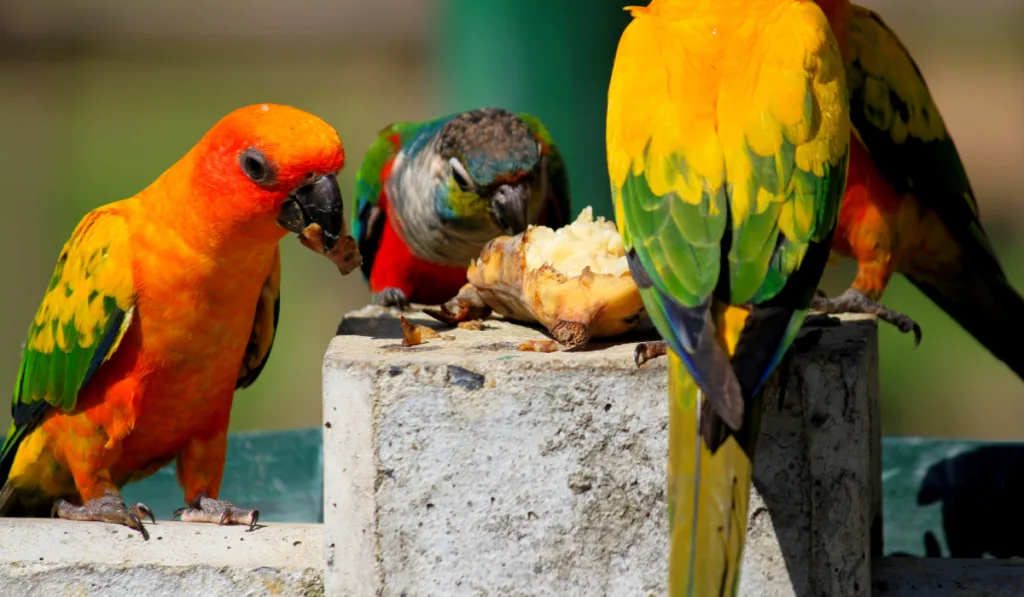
[434,107,544,234]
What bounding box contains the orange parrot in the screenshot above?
[0,103,360,539]
[811,0,1024,379]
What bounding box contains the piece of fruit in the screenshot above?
[465,206,647,349]
[298,222,362,275]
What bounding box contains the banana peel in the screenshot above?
[426,207,647,350]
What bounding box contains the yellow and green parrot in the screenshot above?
[606,0,852,593]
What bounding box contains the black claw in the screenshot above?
[131,513,150,541]
[173,492,207,521]
[633,344,646,368]
[132,503,156,525]
[875,310,922,346]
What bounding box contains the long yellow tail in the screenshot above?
[668,352,759,596]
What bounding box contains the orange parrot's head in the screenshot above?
[184,103,349,252]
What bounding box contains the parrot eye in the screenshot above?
[239,148,275,185]
[449,158,472,192]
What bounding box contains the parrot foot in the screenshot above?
[52,492,155,540]
[172,494,259,531]
[634,340,668,367]
[374,287,411,310]
[811,288,922,345]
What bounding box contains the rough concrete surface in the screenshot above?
[0,519,324,596]
[323,306,881,597]
[873,557,1024,596]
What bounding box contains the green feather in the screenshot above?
[620,153,726,309]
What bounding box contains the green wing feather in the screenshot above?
[353,125,403,223]
[518,113,573,228]
[352,120,439,281]
[847,5,996,262]
[1,207,135,482]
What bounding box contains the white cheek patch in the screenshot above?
[448,157,471,185]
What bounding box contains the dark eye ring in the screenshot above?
[240,148,274,184]
[449,157,472,192]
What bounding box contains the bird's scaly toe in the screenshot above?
[173,494,259,531]
[52,492,151,540]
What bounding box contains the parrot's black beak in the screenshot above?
[278,173,344,252]
[489,181,530,235]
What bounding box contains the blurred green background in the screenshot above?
[0,0,1021,438]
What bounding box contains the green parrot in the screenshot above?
[353,107,571,308]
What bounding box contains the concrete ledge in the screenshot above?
[0,519,323,596]
[323,307,880,596]
[874,557,1024,595]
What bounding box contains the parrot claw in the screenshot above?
[634,341,668,367]
[374,287,411,311]
[52,492,152,540]
[811,288,922,346]
[172,494,260,531]
[131,502,157,525]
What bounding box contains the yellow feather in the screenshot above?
[29,328,54,354]
[6,428,74,498]
[609,0,848,239]
[668,353,753,596]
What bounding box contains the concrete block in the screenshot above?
[323,306,881,596]
[0,519,323,596]
[873,557,1024,596]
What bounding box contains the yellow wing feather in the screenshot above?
[28,207,134,357]
[2,203,136,492]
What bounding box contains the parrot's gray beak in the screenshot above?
[489,181,530,235]
[278,173,344,252]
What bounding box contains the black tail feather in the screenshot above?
[908,266,1024,382]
